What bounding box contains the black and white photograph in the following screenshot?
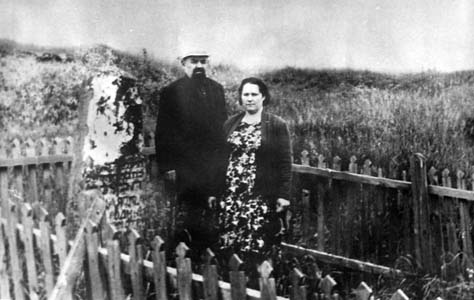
[1,1,474,299]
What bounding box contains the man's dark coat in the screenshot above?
[155,76,227,203]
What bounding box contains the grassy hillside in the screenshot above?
[261,68,474,177]
[2,39,474,179]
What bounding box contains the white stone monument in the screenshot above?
[81,73,146,230]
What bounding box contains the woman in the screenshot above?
[217,77,292,269]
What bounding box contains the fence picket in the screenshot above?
[345,156,359,259]
[428,167,438,185]
[66,136,74,155]
[39,207,55,296]
[374,165,385,261]
[151,236,167,300]
[6,200,25,300]
[441,169,451,188]
[42,162,53,211]
[101,218,119,243]
[470,171,474,262]
[319,275,336,299]
[330,156,343,255]
[129,228,146,300]
[471,172,474,194]
[176,242,192,300]
[411,154,433,273]
[13,164,24,199]
[441,168,460,278]
[290,268,307,300]
[26,139,40,204]
[11,140,24,201]
[362,159,371,176]
[318,154,326,169]
[301,189,311,245]
[229,254,246,300]
[349,156,358,174]
[316,180,325,251]
[22,203,39,297]
[86,220,106,300]
[436,168,447,280]
[301,150,310,166]
[390,289,409,300]
[27,163,39,203]
[55,161,67,212]
[332,156,341,171]
[25,137,35,156]
[202,248,218,300]
[360,160,371,259]
[0,208,11,300]
[353,282,372,300]
[456,170,474,268]
[106,239,126,300]
[53,137,68,213]
[55,213,68,268]
[39,138,49,156]
[259,261,277,300]
[309,146,318,166]
[53,137,64,155]
[11,138,21,159]
[398,169,410,258]
[0,167,7,219]
[428,166,443,270]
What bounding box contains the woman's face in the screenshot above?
[241,83,265,114]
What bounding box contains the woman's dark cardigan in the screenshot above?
[219,111,293,207]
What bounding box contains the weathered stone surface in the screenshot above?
[82,74,146,229]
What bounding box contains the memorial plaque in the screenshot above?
[81,74,146,230]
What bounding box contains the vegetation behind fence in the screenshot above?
[4,40,474,174]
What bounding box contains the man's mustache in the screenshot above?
[192,68,206,78]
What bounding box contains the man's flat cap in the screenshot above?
[180,50,209,61]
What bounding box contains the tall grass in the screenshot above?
[2,40,474,180]
[263,71,474,179]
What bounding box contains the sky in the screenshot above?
[1,0,474,73]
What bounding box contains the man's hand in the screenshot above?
[164,170,176,181]
[208,196,217,209]
[276,198,290,212]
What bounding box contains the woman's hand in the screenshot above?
[208,196,217,209]
[276,198,290,212]
[164,170,176,181]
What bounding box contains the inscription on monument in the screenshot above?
[82,74,145,229]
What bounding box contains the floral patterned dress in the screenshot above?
[218,121,269,256]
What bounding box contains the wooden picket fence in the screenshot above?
[0,190,419,300]
[0,137,73,217]
[291,152,474,278]
[1,136,473,295]
[1,136,474,275]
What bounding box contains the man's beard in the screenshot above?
[191,68,206,80]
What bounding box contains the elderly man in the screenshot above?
[155,50,227,255]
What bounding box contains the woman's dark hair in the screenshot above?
[238,77,271,106]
